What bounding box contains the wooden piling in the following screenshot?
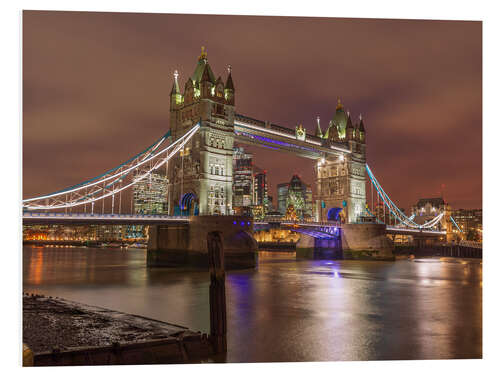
[207,231,227,354]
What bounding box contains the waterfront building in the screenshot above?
[411,197,445,218]
[452,208,482,241]
[232,147,253,211]
[410,197,451,233]
[264,210,283,222]
[23,224,100,241]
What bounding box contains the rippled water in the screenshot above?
[23,246,482,362]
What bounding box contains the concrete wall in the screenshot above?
[341,223,394,260]
[147,216,257,269]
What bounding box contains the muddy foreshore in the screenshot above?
[23,294,215,366]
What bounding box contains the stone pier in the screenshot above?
[147,216,257,269]
[341,223,395,260]
[296,235,342,260]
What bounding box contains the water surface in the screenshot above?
[23,246,482,362]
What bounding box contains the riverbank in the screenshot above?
[23,294,214,366]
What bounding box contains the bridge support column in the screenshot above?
[341,223,395,261]
[295,235,342,260]
[147,216,257,270]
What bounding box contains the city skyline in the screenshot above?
[23,11,481,211]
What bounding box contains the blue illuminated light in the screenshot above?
[233,221,237,225]
[247,221,250,225]
[235,130,321,154]
[240,222,245,226]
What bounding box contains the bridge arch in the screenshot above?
[178,192,199,216]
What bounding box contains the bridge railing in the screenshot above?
[22,212,189,220]
[255,219,340,227]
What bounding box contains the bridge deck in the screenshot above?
[22,212,190,225]
[385,226,446,236]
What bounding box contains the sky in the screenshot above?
[22,11,482,212]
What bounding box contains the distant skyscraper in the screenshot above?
[232,147,253,209]
[253,171,268,207]
[278,175,313,219]
[133,167,168,214]
[267,195,274,211]
[277,182,289,214]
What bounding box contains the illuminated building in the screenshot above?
[96,225,127,241]
[232,147,253,211]
[250,205,265,220]
[277,175,313,220]
[452,208,482,241]
[253,171,268,207]
[411,197,445,218]
[133,167,168,214]
[410,197,451,233]
[23,224,100,241]
[267,195,274,211]
[277,182,289,214]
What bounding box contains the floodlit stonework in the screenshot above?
[168,48,235,216]
[314,100,367,223]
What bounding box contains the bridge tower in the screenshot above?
[315,100,367,223]
[168,47,235,216]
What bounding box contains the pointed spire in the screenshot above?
[170,70,180,95]
[201,63,212,83]
[225,65,234,90]
[346,111,354,129]
[359,113,365,132]
[336,97,343,110]
[198,46,207,61]
[315,116,323,137]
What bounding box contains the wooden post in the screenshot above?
[207,231,227,354]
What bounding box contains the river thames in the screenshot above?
[23,246,482,362]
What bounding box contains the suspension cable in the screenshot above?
[23,125,199,210]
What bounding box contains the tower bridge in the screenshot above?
[23,47,463,267]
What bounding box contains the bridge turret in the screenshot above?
[170,70,183,109]
[346,111,354,141]
[315,116,323,138]
[168,47,236,216]
[200,63,214,98]
[354,119,360,142]
[224,65,235,105]
[358,114,366,144]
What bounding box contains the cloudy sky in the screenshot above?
[23,11,482,211]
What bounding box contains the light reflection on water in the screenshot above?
[23,246,482,362]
